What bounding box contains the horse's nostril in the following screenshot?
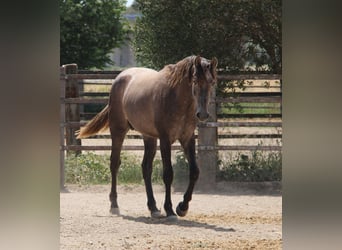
[196,112,209,121]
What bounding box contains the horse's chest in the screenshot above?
[168,115,196,142]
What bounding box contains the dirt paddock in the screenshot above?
[60,183,282,249]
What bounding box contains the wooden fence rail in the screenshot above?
[60,64,282,189]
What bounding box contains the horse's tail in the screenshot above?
[76,105,110,139]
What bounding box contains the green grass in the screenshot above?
[65,152,163,185]
[64,151,190,186]
[173,152,190,186]
[65,152,111,184]
[218,150,282,182]
[219,102,281,115]
[65,149,282,185]
[173,150,282,183]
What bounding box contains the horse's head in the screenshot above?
[191,56,218,121]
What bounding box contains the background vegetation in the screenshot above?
[60,0,281,73]
[65,152,163,185]
[65,151,281,185]
[60,0,128,69]
[134,0,281,72]
[61,1,282,186]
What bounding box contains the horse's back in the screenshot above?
[111,67,165,138]
[119,67,158,81]
[110,67,160,98]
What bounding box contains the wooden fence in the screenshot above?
[60,64,282,189]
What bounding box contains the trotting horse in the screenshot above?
[77,55,217,220]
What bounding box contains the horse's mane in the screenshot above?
[164,56,197,88]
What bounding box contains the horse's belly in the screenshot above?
[128,117,159,138]
[123,99,159,138]
[122,71,161,137]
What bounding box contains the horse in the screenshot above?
[76,55,218,220]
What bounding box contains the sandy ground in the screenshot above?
[60,183,282,249]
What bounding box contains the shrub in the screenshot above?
[65,149,282,185]
[65,152,164,185]
[117,152,142,184]
[172,152,189,185]
[151,158,163,184]
[218,150,282,182]
[65,152,111,184]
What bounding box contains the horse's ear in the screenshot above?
[210,57,218,84]
[189,56,201,83]
[194,56,201,68]
[211,57,218,69]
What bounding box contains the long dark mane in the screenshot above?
[164,56,196,88]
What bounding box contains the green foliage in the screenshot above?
[65,152,111,184]
[172,150,281,185]
[118,154,163,184]
[134,0,281,72]
[65,149,281,185]
[216,79,281,115]
[65,152,164,185]
[173,152,189,186]
[60,0,128,69]
[219,102,281,116]
[117,152,142,184]
[218,150,282,182]
[151,159,164,184]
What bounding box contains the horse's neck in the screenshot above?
[174,81,195,110]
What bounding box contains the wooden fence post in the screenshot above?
[64,64,81,155]
[197,87,218,190]
[60,66,66,189]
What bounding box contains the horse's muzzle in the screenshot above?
[196,111,210,121]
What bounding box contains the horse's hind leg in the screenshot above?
[142,136,161,217]
[176,135,199,217]
[160,137,177,219]
[109,130,127,215]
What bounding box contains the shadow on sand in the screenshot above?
[118,214,235,233]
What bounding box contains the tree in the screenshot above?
[134,0,281,73]
[60,0,128,69]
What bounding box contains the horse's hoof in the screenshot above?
[166,215,178,222]
[110,207,120,215]
[151,210,162,218]
[176,203,188,217]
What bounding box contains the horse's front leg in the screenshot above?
[177,135,200,217]
[159,137,177,219]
